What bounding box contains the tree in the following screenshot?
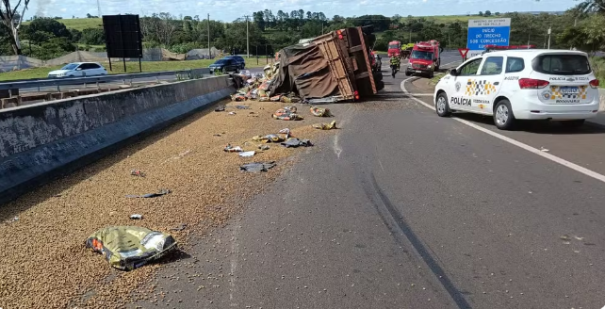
[484,10,492,16]
[495,12,501,16]
[25,18,71,40]
[0,0,30,55]
[573,0,605,14]
[478,11,483,16]
[81,28,104,45]
[253,11,265,31]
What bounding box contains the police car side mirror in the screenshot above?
[450,69,458,76]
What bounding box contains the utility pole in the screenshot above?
[547,27,551,49]
[207,14,211,58]
[97,0,102,17]
[243,15,250,58]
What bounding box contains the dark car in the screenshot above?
[223,55,246,69]
[208,58,240,74]
[372,53,382,72]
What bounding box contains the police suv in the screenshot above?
[433,49,600,130]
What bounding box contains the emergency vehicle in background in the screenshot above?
[405,40,443,78]
[387,41,402,58]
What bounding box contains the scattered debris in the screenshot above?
[179,150,192,157]
[278,128,291,136]
[224,144,243,153]
[236,105,250,109]
[240,161,277,173]
[239,151,256,158]
[85,226,178,270]
[282,138,313,148]
[228,111,237,115]
[310,106,333,117]
[126,189,171,199]
[540,147,549,152]
[131,169,146,177]
[170,224,188,232]
[273,106,302,121]
[130,214,143,220]
[13,216,19,222]
[313,120,337,130]
[214,106,225,112]
[213,134,222,137]
[259,145,270,151]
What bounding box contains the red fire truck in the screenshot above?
[387,40,401,58]
[405,40,443,78]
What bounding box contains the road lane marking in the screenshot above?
[401,78,605,185]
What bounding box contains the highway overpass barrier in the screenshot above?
[0,75,232,205]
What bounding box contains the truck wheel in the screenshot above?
[493,99,516,130]
[405,71,411,76]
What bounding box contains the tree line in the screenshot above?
[1,1,605,60]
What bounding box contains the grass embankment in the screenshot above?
[23,18,103,31]
[0,59,268,81]
[590,57,605,87]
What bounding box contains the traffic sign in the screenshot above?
[467,18,511,58]
[458,48,469,60]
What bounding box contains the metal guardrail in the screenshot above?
[0,68,211,92]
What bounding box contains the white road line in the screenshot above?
[401,78,605,184]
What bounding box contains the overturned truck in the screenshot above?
[269,26,384,103]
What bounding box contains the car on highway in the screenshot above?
[48,62,108,78]
[223,55,246,69]
[433,49,600,130]
[208,58,241,74]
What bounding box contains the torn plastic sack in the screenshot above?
[252,134,286,143]
[239,151,256,157]
[313,120,337,130]
[281,138,313,148]
[273,106,302,121]
[224,144,243,152]
[85,226,178,271]
[240,161,277,173]
[310,106,333,117]
[231,94,246,101]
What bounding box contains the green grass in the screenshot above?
[23,18,103,31]
[0,58,266,81]
[429,72,446,85]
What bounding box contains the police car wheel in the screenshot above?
[493,99,516,130]
[435,92,451,117]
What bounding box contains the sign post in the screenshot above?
[467,18,511,58]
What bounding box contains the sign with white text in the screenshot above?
[467,18,511,58]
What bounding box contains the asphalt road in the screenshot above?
[134,51,605,309]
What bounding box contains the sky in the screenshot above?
[29,0,577,21]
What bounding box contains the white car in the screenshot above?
[48,62,108,78]
[433,49,600,130]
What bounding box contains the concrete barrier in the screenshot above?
[0,75,232,205]
[599,89,605,112]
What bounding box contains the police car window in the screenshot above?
[506,57,525,73]
[459,59,482,76]
[533,54,591,75]
[480,57,503,75]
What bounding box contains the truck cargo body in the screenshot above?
[270,26,380,103]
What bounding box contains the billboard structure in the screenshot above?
[466,18,511,58]
[102,15,144,72]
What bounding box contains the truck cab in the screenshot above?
[405,40,443,78]
[388,41,401,58]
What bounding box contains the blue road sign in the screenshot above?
[467,18,511,51]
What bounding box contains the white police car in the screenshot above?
[433,49,600,130]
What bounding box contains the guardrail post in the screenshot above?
[96,81,100,91]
